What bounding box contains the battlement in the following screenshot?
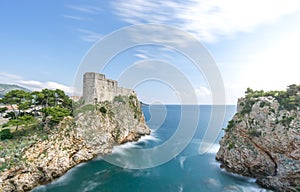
[82,72,133,103]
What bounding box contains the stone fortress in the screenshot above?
[82,72,133,103]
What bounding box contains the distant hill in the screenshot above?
[0,84,31,98]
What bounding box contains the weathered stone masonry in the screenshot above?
[82,72,133,103]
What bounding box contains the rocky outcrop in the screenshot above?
[216,88,300,192]
[0,94,150,191]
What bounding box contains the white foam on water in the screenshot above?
[198,142,220,154]
[135,132,161,143]
[177,184,184,192]
[220,168,259,183]
[238,185,272,192]
[111,133,160,155]
[178,156,187,169]
[111,142,140,155]
[210,159,222,167]
[82,180,101,192]
[94,169,108,176]
[80,172,107,192]
[52,162,88,185]
[32,185,46,192]
[204,177,221,187]
[122,168,151,177]
[32,161,89,191]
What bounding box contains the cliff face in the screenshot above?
[0,94,150,191]
[216,89,300,192]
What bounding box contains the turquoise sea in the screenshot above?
[33,105,271,192]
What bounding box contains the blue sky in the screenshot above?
[1,0,300,104]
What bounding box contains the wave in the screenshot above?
[136,132,161,143]
[111,133,160,155]
[232,185,271,192]
[210,159,221,167]
[111,142,140,155]
[32,162,89,191]
[203,178,270,192]
[219,168,256,182]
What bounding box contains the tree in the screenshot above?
[31,91,46,117]
[3,115,35,129]
[287,84,298,96]
[1,90,32,130]
[0,107,7,117]
[42,106,71,127]
[0,89,73,131]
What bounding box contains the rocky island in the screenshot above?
[0,72,150,191]
[216,85,300,192]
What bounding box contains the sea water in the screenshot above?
[33,105,272,192]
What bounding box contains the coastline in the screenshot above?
[0,117,150,192]
[216,87,300,192]
[0,95,151,192]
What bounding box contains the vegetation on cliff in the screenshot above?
[217,84,300,192]
[0,89,150,191]
[0,89,73,172]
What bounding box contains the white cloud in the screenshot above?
[112,0,300,42]
[78,29,103,42]
[0,73,73,95]
[195,86,213,104]
[63,15,86,21]
[134,54,149,60]
[195,86,211,97]
[67,5,102,14]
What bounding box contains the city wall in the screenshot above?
[82,72,133,103]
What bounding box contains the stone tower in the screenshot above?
[82,72,133,103]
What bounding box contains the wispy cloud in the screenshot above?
[112,0,300,42]
[63,14,86,21]
[195,86,211,97]
[78,29,103,42]
[0,73,73,95]
[66,5,102,14]
[134,53,149,60]
[195,86,213,104]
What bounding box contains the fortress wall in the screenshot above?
[117,87,133,97]
[83,72,133,103]
[82,73,97,104]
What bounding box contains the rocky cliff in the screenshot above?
[0,94,150,191]
[216,86,300,192]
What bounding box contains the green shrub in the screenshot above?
[113,95,126,104]
[259,101,266,108]
[228,142,235,150]
[227,120,235,129]
[99,106,107,115]
[0,129,13,140]
[241,99,255,115]
[280,116,294,126]
[247,130,261,137]
[81,104,95,112]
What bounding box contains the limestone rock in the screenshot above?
[216,92,300,192]
[0,94,150,191]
